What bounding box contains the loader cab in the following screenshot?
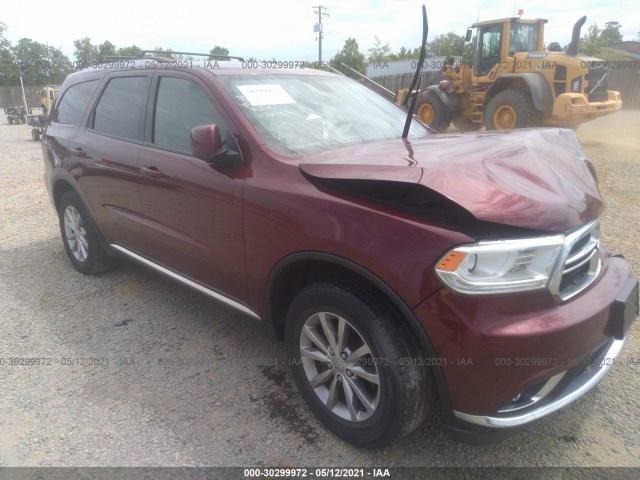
[472,18,547,78]
[41,86,59,111]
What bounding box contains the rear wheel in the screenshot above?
[415,92,451,132]
[58,190,113,274]
[31,128,40,141]
[285,283,434,448]
[484,89,539,130]
[8,116,13,125]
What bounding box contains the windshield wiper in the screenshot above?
[402,5,428,139]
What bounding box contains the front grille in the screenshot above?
[587,66,608,102]
[549,220,601,302]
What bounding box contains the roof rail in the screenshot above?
[140,50,245,62]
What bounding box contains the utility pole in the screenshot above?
[313,6,330,63]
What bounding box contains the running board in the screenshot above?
[110,244,261,321]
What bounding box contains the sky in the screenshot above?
[1,0,639,63]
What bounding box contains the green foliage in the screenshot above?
[12,38,71,84]
[367,36,393,63]
[567,21,623,57]
[97,41,117,61]
[363,31,474,66]
[0,22,17,86]
[73,37,99,65]
[331,37,366,78]
[425,32,465,57]
[210,45,230,58]
[117,45,143,57]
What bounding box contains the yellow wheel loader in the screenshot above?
[412,16,622,131]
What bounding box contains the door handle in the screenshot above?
[140,166,163,178]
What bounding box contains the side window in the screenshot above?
[52,80,98,125]
[153,76,237,155]
[92,76,149,141]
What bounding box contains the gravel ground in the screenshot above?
[0,112,639,469]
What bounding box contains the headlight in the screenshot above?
[435,236,565,295]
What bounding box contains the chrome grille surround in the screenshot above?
[548,218,601,302]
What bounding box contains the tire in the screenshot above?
[8,116,13,125]
[484,89,540,130]
[58,190,113,274]
[415,92,451,133]
[31,129,40,141]
[285,282,434,448]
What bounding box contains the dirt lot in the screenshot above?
[0,111,639,470]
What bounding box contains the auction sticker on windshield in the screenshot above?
[237,84,295,106]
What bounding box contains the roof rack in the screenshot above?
[103,51,245,63]
[141,50,245,62]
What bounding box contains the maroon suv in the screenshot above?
[42,58,638,447]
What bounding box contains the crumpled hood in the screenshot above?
[300,128,603,232]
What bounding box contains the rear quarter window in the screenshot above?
[52,80,98,125]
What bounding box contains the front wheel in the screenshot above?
[484,89,540,130]
[58,190,113,274]
[31,128,40,141]
[285,283,434,448]
[415,92,451,133]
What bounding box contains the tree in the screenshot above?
[12,38,49,84]
[73,37,99,65]
[44,45,73,83]
[0,22,18,86]
[117,45,143,58]
[425,32,466,57]
[97,41,117,62]
[9,38,71,85]
[331,37,365,78]
[210,45,230,58]
[367,36,393,63]
[571,21,623,57]
[600,21,623,46]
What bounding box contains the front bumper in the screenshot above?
[453,332,629,429]
[414,253,637,437]
[548,90,622,125]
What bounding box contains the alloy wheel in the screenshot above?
[299,311,381,422]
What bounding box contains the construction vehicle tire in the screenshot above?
[484,89,539,130]
[415,92,450,133]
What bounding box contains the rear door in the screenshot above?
[137,72,248,302]
[68,71,152,252]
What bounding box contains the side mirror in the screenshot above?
[465,28,473,42]
[190,124,241,166]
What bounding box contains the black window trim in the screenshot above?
[87,72,153,145]
[142,71,244,162]
[50,79,100,127]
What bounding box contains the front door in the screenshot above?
[137,73,248,303]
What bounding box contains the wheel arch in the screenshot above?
[51,177,113,255]
[485,73,553,113]
[265,251,454,414]
[52,177,77,210]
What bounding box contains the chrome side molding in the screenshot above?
[110,244,261,321]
